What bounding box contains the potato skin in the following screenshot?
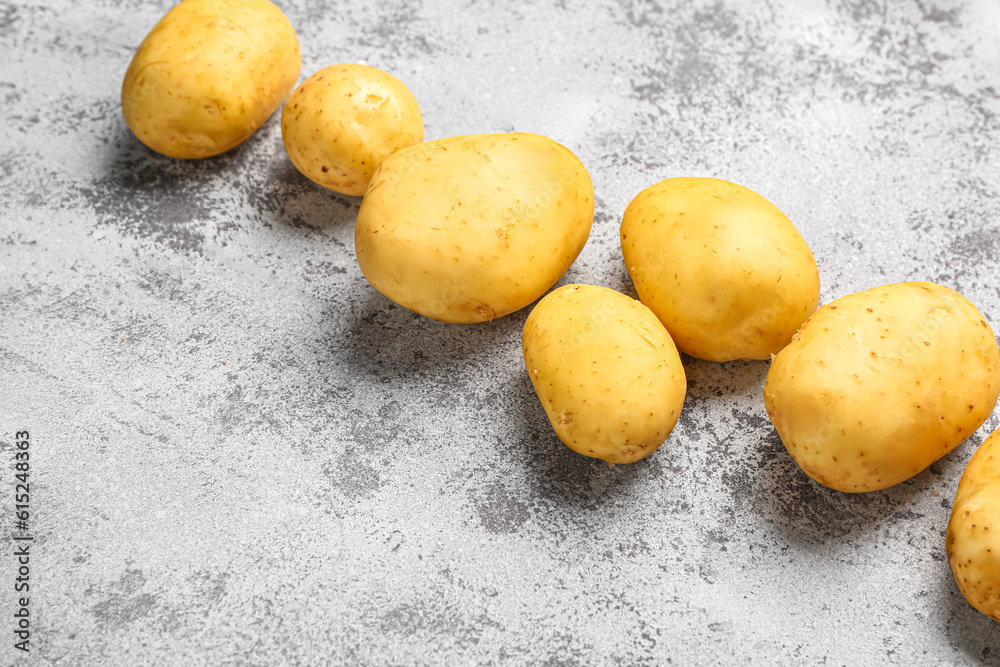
[764,281,1000,492]
[620,177,819,362]
[522,284,686,464]
[355,133,594,324]
[122,0,300,159]
[281,64,423,196]
[948,426,1000,622]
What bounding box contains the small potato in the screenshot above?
[356,133,594,323]
[764,281,1000,493]
[122,0,300,159]
[948,426,1000,623]
[281,64,423,196]
[621,177,819,362]
[522,284,686,464]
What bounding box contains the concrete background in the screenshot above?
[3,0,1000,664]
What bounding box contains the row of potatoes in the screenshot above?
[121,0,1000,624]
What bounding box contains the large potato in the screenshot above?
[948,426,1000,623]
[764,281,1000,492]
[281,64,423,196]
[122,0,300,159]
[522,284,686,465]
[355,133,594,323]
[620,177,819,362]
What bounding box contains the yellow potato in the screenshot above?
[948,426,1000,623]
[355,133,594,323]
[122,0,300,159]
[620,177,820,362]
[522,284,686,464]
[281,64,423,196]
[764,281,1000,492]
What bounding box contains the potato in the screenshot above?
[948,426,1000,622]
[764,281,1000,492]
[281,64,423,196]
[620,177,820,362]
[522,284,686,464]
[122,0,300,159]
[355,133,594,323]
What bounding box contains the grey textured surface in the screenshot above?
[2,0,1000,664]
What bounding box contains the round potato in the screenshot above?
[522,284,686,464]
[948,426,1000,623]
[122,0,300,159]
[281,64,423,196]
[355,133,594,324]
[764,281,1000,492]
[620,177,820,362]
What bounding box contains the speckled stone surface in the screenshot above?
[2,0,1000,664]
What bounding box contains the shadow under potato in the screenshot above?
[681,354,770,396]
[609,257,639,299]
[336,289,526,381]
[498,337,771,519]
[676,352,981,546]
[508,368,660,514]
[757,432,976,546]
[81,122,230,251]
[82,116,300,253]
[96,114,265,187]
[939,555,1000,664]
[251,157,362,231]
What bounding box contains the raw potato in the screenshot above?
[764,281,1000,493]
[122,0,300,159]
[281,64,423,196]
[356,133,594,323]
[621,177,820,362]
[948,426,1000,623]
[522,284,686,464]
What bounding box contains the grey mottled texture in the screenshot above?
[2,0,1000,664]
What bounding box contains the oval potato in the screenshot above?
[522,284,686,464]
[764,281,1000,492]
[355,133,594,323]
[948,426,1000,623]
[621,177,819,362]
[122,0,300,159]
[281,64,423,196]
